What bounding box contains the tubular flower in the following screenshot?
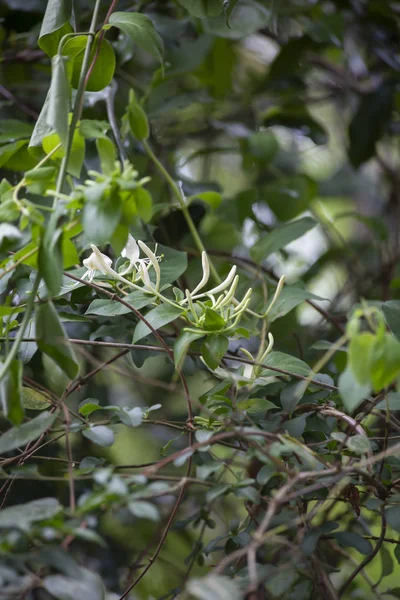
[120,235,162,286]
[82,246,113,282]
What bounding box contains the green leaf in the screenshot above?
[0,497,62,530]
[0,224,22,251]
[82,425,115,447]
[127,89,149,141]
[262,175,317,222]
[201,335,228,370]
[174,330,204,367]
[86,291,154,317]
[266,285,327,322]
[36,300,79,379]
[43,568,105,600]
[38,226,63,297]
[339,367,370,413]
[29,91,52,159]
[42,126,85,178]
[261,351,311,378]
[109,13,164,68]
[21,387,52,411]
[246,131,279,162]
[158,245,187,286]
[0,140,28,168]
[0,359,23,425]
[187,575,241,600]
[349,81,394,167]
[191,191,222,210]
[133,304,183,343]
[382,301,400,341]
[236,398,277,414]
[47,54,70,148]
[251,217,317,263]
[332,532,373,555]
[375,392,400,410]
[179,0,224,18]
[79,120,109,139]
[203,308,226,331]
[62,35,116,92]
[135,187,153,222]
[82,182,121,245]
[348,332,375,386]
[370,334,400,392]
[0,410,58,454]
[96,137,116,176]
[262,105,327,145]
[346,434,371,455]
[38,0,74,58]
[128,500,160,521]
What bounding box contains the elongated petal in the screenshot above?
[206,266,237,296]
[191,252,210,296]
[121,234,140,264]
[138,241,160,291]
[89,245,114,275]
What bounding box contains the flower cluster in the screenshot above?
[82,234,162,293]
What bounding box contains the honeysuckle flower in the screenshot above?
[191,252,210,296]
[120,235,163,288]
[121,234,140,264]
[138,240,161,291]
[82,246,113,282]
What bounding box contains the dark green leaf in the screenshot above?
[47,54,70,148]
[0,359,23,425]
[0,497,62,530]
[109,13,164,68]
[339,367,371,413]
[38,226,63,297]
[266,285,326,322]
[63,35,116,92]
[349,81,394,167]
[382,301,400,341]
[36,300,79,379]
[332,531,373,555]
[179,0,223,18]
[85,291,154,317]
[127,89,149,141]
[262,175,317,221]
[133,304,183,343]
[201,335,228,370]
[251,217,317,263]
[38,0,74,58]
[96,137,116,176]
[43,568,105,600]
[0,410,58,454]
[174,330,204,367]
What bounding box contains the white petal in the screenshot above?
[90,245,113,275]
[121,234,140,264]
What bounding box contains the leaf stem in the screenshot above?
[0,272,40,383]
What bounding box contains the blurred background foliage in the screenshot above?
[2,0,400,598]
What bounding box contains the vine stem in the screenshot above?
[0,272,40,384]
[54,0,103,199]
[142,139,221,284]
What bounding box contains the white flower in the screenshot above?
[121,234,140,265]
[83,246,113,282]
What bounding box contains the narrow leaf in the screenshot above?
[0,359,24,425]
[0,410,58,454]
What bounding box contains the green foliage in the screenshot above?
[2,0,400,597]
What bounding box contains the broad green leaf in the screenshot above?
[38,0,74,58]
[348,332,375,385]
[262,175,317,221]
[127,89,149,141]
[251,217,317,263]
[0,120,33,144]
[246,131,279,162]
[128,501,160,521]
[261,351,311,378]
[22,387,52,411]
[42,126,85,178]
[375,392,400,410]
[82,182,121,245]
[266,285,327,322]
[201,335,228,370]
[29,90,52,159]
[86,291,154,317]
[203,308,226,331]
[47,54,70,148]
[370,334,400,392]
[179,0,223,18]
[204,0,270,39]
[0,497,62,530]
[133,304,183,343]
[109,13,164,68]
[62,35,116,92]
[134,187,153,223]
[349,81,394,167]
[43,568,106,600]
[385,506,400,532]
[158,245,187,286]
[332,532,373,555]
[0,224,22,251]
[79,120,109,139]
[96,137,116,176]
[82,425,115,447]
[36,300,79,379]
[339,367,370,413]
[0,410,58,454]
[382,301,400,341]
[190,191,222,210]
[262,105,328,145]
[25,166,57,182]
[0,140,28,168]
[0,359,23,425]
[187,575,241,600]
[18,319,37,364]
[346,434,371,455]
[236,397,277,414]
[174,330,204,367]
[38,226,63,297]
